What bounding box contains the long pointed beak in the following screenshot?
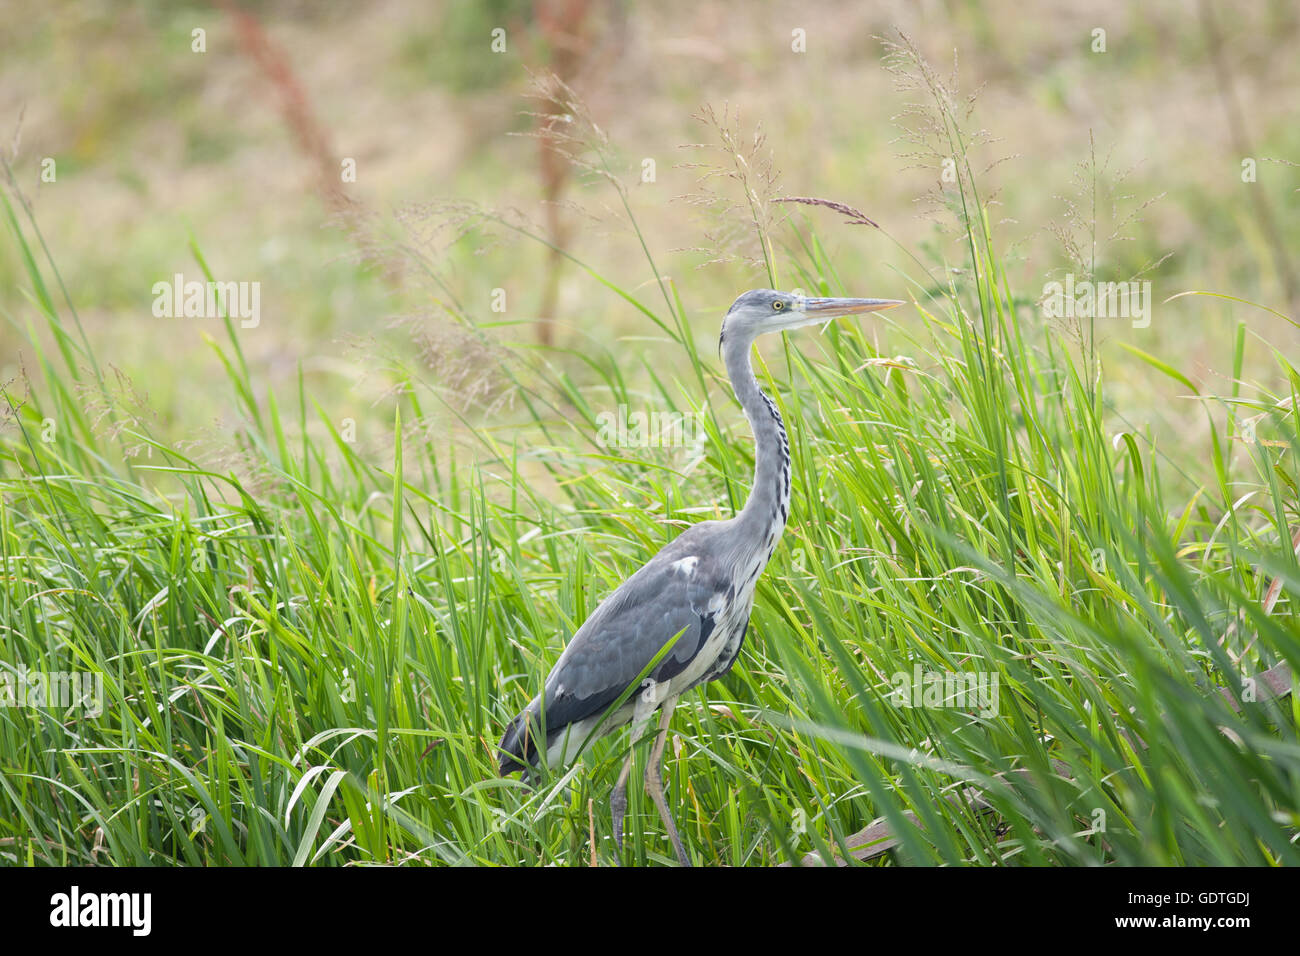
[802,297,904,317]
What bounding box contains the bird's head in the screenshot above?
[719,289,903,354]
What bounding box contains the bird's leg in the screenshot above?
[609,747,634,861]
[611,698,655,865]
[643,694,690,866]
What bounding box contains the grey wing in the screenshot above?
[498,543,731,772]
[546,551,732,712]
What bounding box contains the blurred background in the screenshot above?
[2,0,1299,871]
[2,0,1297,455]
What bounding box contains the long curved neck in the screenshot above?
[724,334,791,545]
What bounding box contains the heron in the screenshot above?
[498,288,903,865]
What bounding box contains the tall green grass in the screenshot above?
[1,75,1297,866]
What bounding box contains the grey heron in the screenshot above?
[498,288,904,865]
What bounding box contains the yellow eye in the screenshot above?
[773,300,785,310]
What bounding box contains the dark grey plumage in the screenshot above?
[498,525,736,774]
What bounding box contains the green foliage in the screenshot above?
[1,93,1298,866]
